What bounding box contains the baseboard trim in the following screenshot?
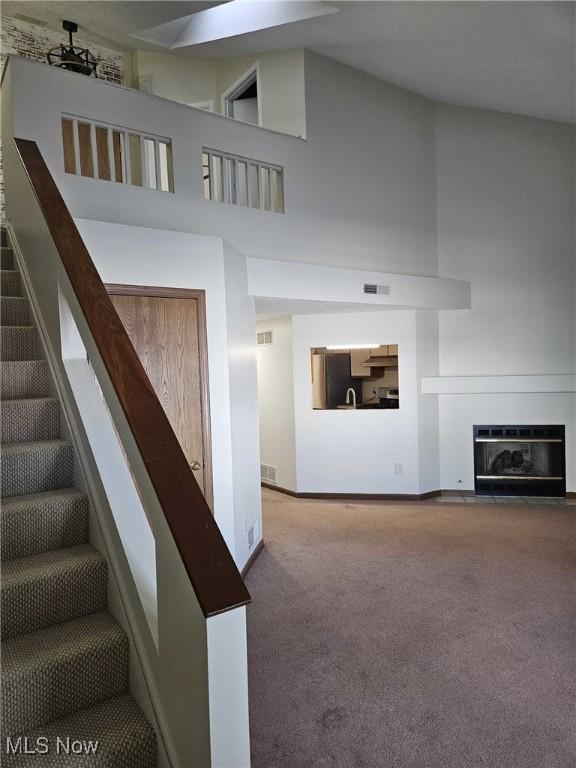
[241,539,265,579]
[263,482,575,501]
[262,482,299,497]
[261,482,441,501]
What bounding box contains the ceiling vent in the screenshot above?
[363,283,390,296]
[257,330,273,346]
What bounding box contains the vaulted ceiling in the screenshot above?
[3,1,574,123]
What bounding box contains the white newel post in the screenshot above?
[207,608,251,768]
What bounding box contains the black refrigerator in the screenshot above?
[312,353,362,409]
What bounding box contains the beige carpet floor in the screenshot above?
[246,489,575,768]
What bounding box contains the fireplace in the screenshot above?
[473,425,566,497]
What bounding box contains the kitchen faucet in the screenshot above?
[345,388,357,408]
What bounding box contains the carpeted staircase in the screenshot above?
[1,233,158,766]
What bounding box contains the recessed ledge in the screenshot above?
[421,374,576,395]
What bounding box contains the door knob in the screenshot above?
[190,460,202,471]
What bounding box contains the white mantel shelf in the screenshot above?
[421,374,576,395]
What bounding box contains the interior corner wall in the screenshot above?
[222,242,262,568]
[132,50,217,106]
[292,310,422,495]
[435,104,576,491]
[256,316,297,491]
[414,310,440,493]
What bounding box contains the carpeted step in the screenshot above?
[1,269,22,297]
[1,228,8,247]
[1,246,14,269]
[1,295,29,325]
[1,440,73,497]
[2,693,157,768]
[1,360,51,399]
[1,326,42,361]
[1,398,60,444]
[2,489,89,561]
[0,256,159,759]
[2,612,129,735]
[1,545,107,639]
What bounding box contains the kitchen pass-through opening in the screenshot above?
[311,345,399,410]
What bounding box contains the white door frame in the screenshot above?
[221,62,262,126]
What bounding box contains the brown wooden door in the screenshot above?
[108,288,212,507]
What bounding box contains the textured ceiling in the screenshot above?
[2,1,574,123]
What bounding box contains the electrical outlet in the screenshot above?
[394,462,404,475]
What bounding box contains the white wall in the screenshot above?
[133,50,216,107]
[223,242,263,567]
[5,55,437,276]
[132,48,307,138]
[415,311,440,492]
[438,394,575,492]
[216,50,307,138]
[129,50,436,272]
[302,51,437,275]
[292,310,424,494]
[6,54,574,497]
[75,220,261,568]
[435,104,575,491]
[256,316,297,491]
[247,257,470,310]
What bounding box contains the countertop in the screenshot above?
[336,401,399,410]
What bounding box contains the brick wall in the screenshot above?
[0,16,124,83]
[1,16,125,218]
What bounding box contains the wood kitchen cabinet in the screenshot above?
[365,345,398,369]
[351,345,399,377]
[370,346,387,357]
[351,349,370,376]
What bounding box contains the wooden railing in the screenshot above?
[14,138,250,618]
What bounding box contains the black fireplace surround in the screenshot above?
[473,425,566,497]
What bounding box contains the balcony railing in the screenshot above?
[202,148,284,213]
[61,115,174,192]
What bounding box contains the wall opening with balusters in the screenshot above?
[61,115,174,192]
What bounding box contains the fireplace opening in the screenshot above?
[473,425,565,497]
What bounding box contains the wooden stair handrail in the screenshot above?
[14,138,251,618]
